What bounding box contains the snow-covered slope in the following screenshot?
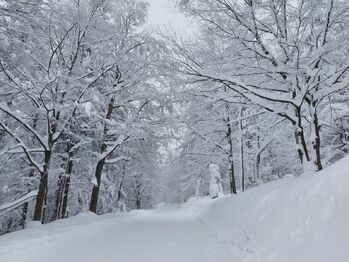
[0,156,348,262]
[192,156,349,262]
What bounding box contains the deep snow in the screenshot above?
[190,156,349,262]
[0,156,348,262]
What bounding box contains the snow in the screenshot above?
[209,163,224,198]
[90,177,98,187]
[1,156,349,261]
[25,221,42,229]
[105,155,128,164]
[0,210,235,262]
[0,190,38,215]
[0,103,49,150]
[83,102,92,117]
[194,156,349,262]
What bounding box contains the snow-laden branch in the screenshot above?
[0,190,38,217]
[99,135,129,161]
[0,103,48,150]
[187,125,229,155]
[105,156,129,164]
[0,122,44,172]
[256,139,274,156]
[52,64,117,144]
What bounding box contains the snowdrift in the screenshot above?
[194,156,349,262]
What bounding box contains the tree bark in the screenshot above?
[89,97,115,213]
[136,195,141,209]
[117,162,127,205]
[33,150,51,222]
[310,105,323,171]
[61,171,71,218]
[226,117,237,194]
[293,108,310,166]
[89,159,106,213]
[53,142,74,220]
[239,107,245,192]
[22,115,38,227]
[21,202,28,229]
[255,134,261,180]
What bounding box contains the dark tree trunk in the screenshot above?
[89,97,115,214]
[293,109,310,165]
[136,196,141,209]
[33,150,51,222]
[311,110,323,171]
[240,140,245,192]
[239,107,245,192]
[33,111,59,222]
[89,159,105,213]
[21,202,28,229]
[53,177,64,221]
[53,142,74,220]
[226,117,237,194]
[61,174,71,218]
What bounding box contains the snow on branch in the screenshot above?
[0,122,44,172]
[105,156,129,164]
[99,135,129,161]
[0,190,38,217]
[0,103,48,150]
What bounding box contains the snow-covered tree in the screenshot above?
[170,0,349,172]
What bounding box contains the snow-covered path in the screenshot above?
[2,157,349,262]
[0,208,236,262]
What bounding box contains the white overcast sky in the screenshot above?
[145,0,194,34]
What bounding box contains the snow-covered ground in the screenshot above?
[193,156,349,262]
[1,156,348,262]
[0,208,236,262]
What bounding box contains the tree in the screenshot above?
[0,0,126,222]
[172,0,349,172]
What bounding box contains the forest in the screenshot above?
[0,0,348,238]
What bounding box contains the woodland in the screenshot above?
[0,0,348,235]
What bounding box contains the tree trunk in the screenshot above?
[239,107,245,192]
[33,150,51,222]
[61,173,71,218]
[117,162,127,205]
[89,96,115,213]
[21,202,28,229]
[136,196,141,209]
[53,142,74,220]
[310,105,323,171]
[52,177,64,221]
[226,117,237,194]
[89,159,106,213]
[293,108,311,167]
[22,116,38,227]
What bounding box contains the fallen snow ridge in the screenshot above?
[0,156,348,262]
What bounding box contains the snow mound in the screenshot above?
[196,156,349,262]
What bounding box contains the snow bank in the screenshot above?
[195,156,349,262]
[0,211,121,258]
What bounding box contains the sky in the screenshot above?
[145,0,194,34]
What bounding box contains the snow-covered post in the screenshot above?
[209,164,224,199]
